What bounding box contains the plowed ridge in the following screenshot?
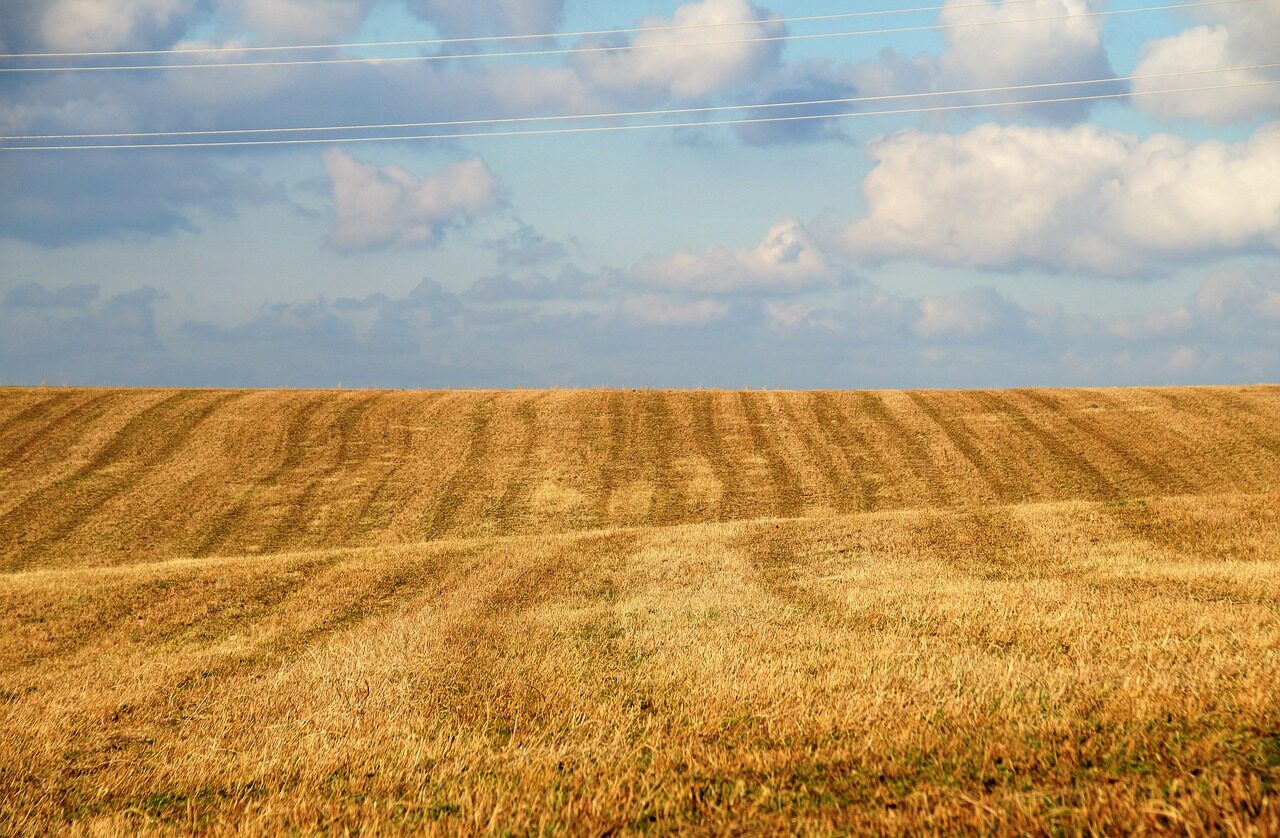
[0,386,1277,570]
[2,386,1279,834]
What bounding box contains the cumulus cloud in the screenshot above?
[186,297,364,349]
[1131,1,1280,123]
[21,0,195,52]
[3,283,99,310]
[761,300,844,331]
[1101,307,1192,341]
[181,278,472,378]
[1,285,167,384]
[394,277,466,326]
[323,151,506,252]
[934,0,1115,118]
[6,265,1279,388]
[842,121,1280,274]
[731,60,860,146]
[227,0,372,41]
[843,0,1115,123]
[619,295,729,326]
[573,0,784,101]
[632,219,846,295]
[1194,270,1280,321]
[0,153,281,246]
[486,222,569,267]
[0,33,610,244]
[408,0,565,37]
[914,286,1028,340]
[465,266,606,304]
[0,0,375,51]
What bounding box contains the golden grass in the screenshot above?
[0,386,1278,834]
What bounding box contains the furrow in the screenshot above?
[0,392,117,471]
[974,390,1117,501]
[736,392,804,519]
[808,393,880,512]
[0,553,347,674]
[905,391,1015,504]
[0,392,237,569]
[774,394,851,512]
[491,395,544,530]
[422,395,497,541]
[687,392,745,521]
[193,395,331,557]
[259,393,384,554]
[640,391,684,525]
[853,392,951,508]
[594,391,630,526]
[0,392,74,450]
[1018,390,1181,497]
[347,392,447,542]
[1174,389,1280,469]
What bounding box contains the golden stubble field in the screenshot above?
[0,386,1277,834]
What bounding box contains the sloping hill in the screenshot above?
[1,386,1277,569]
[1,386,1278,834]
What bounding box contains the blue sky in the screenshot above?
[1,0,1277,388]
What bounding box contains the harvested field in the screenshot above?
[1,386,1278,834]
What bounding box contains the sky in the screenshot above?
[0,0,1277,389]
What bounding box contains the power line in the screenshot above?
[0,0,1247,74]
[0,0,1058,58]
[4,79,1273,151]
[7,64,1275,142]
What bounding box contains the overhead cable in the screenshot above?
[0,0,1066,58]
[0,0,1249,73]
[3,79,1274,151]
[6,63,1275,141]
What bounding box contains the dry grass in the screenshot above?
[0,386,1278,835]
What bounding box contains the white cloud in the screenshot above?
[1164,345,1198,374]
[8,265,1279,387]
[842,121,1280,274]
[1194,271,1280,320]
[936,0,1113,114]
[228,0,371,41]
[1132,2,1280,123]
[846,0,1114,122]
[477,64,604,118]
[573,0,784,101]
[764,300,830,329]
[408,0,565,37]
[35,0,194,51]
[1104,307,1192,341]
[619,295,728,326]
[843,52,935,100]
[324,151,505,252]
[6,0,368,52]
[914,286,1025,339]
[632,219,843,294]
